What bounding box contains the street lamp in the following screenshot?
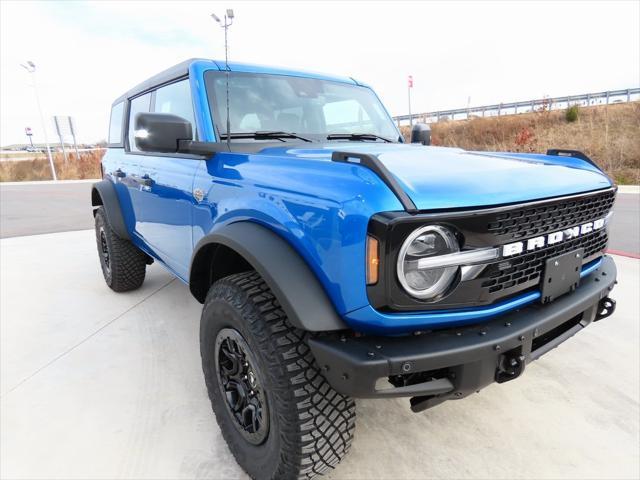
[211,9,234,148]
[20,61,57,180]
[407,75,413,127]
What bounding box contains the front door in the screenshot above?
[133,155,201,280]
[124,78,201,280]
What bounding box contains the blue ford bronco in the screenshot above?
[93,58,618,479]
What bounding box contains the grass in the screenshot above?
[0,150,105,182]
[401,101,640,185]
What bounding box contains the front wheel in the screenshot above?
[200,271,356,480]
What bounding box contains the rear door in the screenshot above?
[125,78,202,280]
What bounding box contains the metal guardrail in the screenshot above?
[394,87,640,125]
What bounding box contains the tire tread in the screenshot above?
[202,271,355,479]
[95,207,146,292]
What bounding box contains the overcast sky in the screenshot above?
[1,0,639,146]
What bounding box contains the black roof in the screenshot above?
[111,58,215,105]
[110,58,360,106]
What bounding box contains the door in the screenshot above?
[125,79,202,280]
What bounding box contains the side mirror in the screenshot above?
[134,112,193,153]
[411,123,431,146]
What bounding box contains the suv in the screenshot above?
[92,58,617,479]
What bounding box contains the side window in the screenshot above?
[154,79,196,139]
[108,102,124,145]
[128,93,151,152]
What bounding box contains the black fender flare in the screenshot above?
[91,180,130,240]
[190,222,348,332]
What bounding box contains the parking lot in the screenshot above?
[1,182,639,479]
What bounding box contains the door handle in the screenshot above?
[140,174,153,187]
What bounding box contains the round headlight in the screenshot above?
[397,225,459,300]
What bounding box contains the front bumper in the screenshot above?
[309,255,617,411]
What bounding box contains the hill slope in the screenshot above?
[402,102,639,184]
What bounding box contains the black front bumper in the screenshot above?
[309,255,617,411]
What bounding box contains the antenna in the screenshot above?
[211,10,234,150]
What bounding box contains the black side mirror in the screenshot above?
[134,112,192,153]
[411,123,431,146]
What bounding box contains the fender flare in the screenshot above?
[91,180,130,240]
[190,222,348,332]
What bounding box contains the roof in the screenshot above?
[112,58,359,106]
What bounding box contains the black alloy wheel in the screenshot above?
[215,328,269,445]
[99,226,111,273]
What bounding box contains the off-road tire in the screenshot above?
[200,271,356,480]
[94,206,146,292]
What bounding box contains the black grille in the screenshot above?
[486,189,616,240]
[481,229,608,294]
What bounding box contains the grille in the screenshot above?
[481,229,608,294]
[486,189,616,240]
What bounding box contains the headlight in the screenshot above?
[397,225,459,299]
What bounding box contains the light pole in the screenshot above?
[20,61,56,180]
[211,9,234,149]
[407,75,413,127]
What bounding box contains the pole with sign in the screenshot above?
[53,116,69,164]
[25,127,34,148]
[69,117,80,160]
[408,75,413,127]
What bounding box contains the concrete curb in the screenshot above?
[617,185,640,194]
[0,179,100,186]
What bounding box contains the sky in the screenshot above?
[1,0,639,146]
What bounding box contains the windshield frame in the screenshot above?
[204,70,402,143]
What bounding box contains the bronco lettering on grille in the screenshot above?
[502,218,606,257]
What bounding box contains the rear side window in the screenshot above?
[108,102,124,145]
[155,79,196,139]
[128,93,152,152]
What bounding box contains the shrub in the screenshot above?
[566,105,580,122]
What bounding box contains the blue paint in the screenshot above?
[345,258,604,334]
[103,59,614,335]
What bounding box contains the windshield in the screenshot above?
[205,71,400,142]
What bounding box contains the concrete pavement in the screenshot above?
[608,192,640,256]
[0,181,95,238]
[1,230,638,479]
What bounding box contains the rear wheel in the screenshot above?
[94,206,146,292]
[200,271,356,479]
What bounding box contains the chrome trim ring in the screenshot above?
[397,225,459,299]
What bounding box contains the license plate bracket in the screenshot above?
[541,248,584,304]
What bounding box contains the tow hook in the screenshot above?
[495,349,525,384]
[595,296,616,322]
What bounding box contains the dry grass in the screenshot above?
[0,150,105,182]
[402,102,640,184]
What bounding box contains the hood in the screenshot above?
[259,143,613,211]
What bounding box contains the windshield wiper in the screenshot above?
[326,133,393,143]
[221,131,312,142]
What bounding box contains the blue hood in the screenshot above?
[260,143,613,210]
